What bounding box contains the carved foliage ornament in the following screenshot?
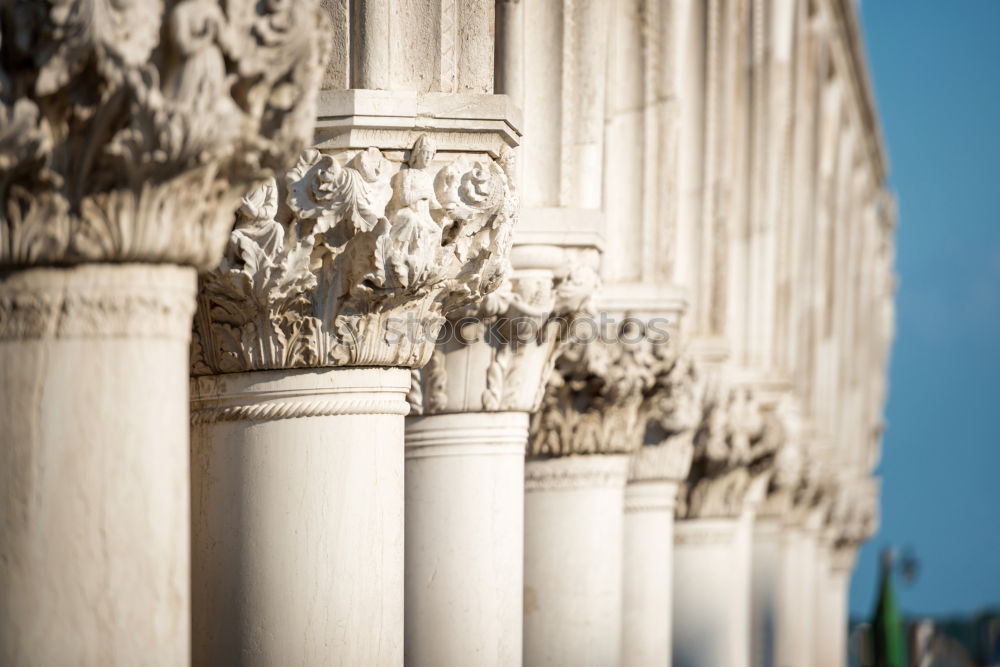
[528,325,658,458]
[191,135,516,373]
[0,0,327,269]
[678,384,779,519]
[630,350,703,482]
[407,263,601,415]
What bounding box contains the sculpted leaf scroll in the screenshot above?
[192,136,517,374]
[0,0,328,269]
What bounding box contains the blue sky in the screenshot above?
[849,0,1000,617]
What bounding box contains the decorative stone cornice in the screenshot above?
[407,263,600,415]
[0,0,328,270]
[191,135,517,374]
[677,383,783,519]
[528,328,657,458]
[629,352,702,483]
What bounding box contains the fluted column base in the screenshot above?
[0,264,196,665]
[190,367,409,666]
[523,455,629,667]
[622,480,679,667]
[404,411,528,667]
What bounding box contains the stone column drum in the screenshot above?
[190,368,409,664]
[523,336,654,667]
[623,353,700,667]
[405,242,598,666]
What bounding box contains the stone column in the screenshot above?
[404,240,599,666]
[673,384,776,667]
[190,105,518,663]
[524,335,655,667]
[815,477,878,667]
[0,3,325,664]
[622,353,699,667]
[749,398,809,667]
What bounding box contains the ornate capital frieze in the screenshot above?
[678,383,783,519]
[192,135,517,374]
[407,262,600,415]
[528,327,658,459]
[0,0,328,270]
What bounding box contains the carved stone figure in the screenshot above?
[408,262,601,415]
[192,135,517,373]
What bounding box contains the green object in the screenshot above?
[872,550,907,667]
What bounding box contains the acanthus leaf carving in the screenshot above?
[0,0,329,270]
[678,383,777,519]
[528,322,658,459]
[407,262,601,415]
[630,350,702,483]
[192,136,517,374]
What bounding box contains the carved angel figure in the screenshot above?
[230,179,283,268]
[385,135,444,286]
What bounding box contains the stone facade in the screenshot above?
[0,0,891,666]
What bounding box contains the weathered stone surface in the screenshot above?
[0,0,329,270]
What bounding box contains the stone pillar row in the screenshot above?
[0,1,328,663]
[0,3,886,667]
[189,94,520,664]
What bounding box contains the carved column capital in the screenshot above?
[678,383,781,519]
[629,351,702,483]
[829,476,880,571]
[528,327,659,459]
[192,134,517,374]
[0,0,328,270]
[408,260,600,415]
[752,396,813,519]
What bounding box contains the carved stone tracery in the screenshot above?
[0,0,328,270]
[191,135,517,374]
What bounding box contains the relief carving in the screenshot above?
[407,263,600,415]
[678,384,782,519]
[630,351,702,483]
[191,136,516,374]
[0,0,328,269]
[528,324,658,458]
